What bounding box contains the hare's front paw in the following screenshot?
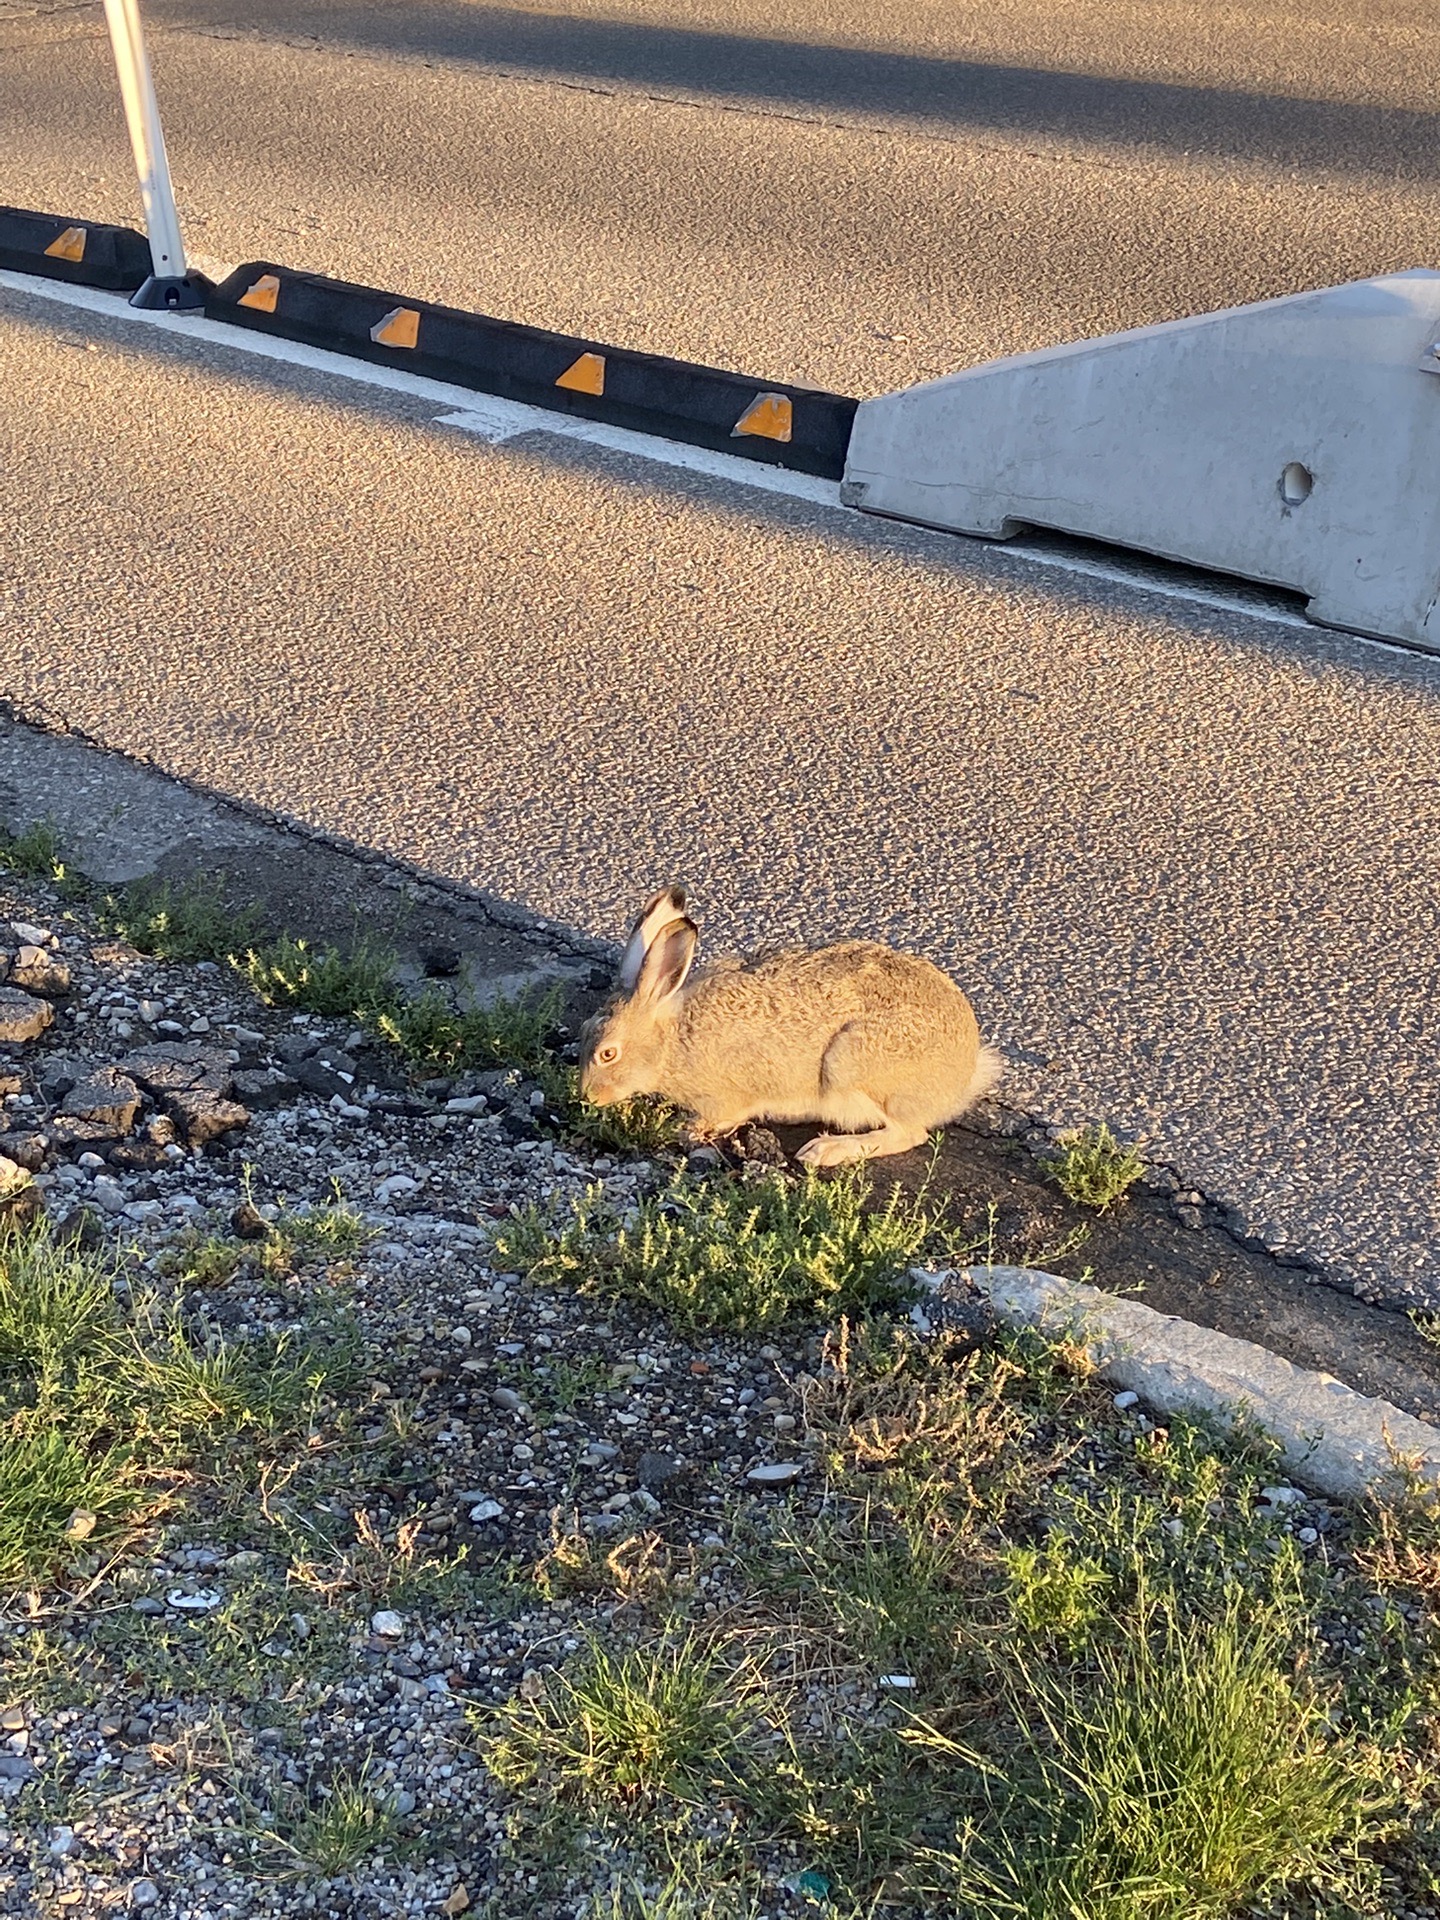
[797,1131,874,1167]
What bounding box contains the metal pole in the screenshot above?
[101,0,207,309]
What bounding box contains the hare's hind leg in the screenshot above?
[796,1023,931,1165]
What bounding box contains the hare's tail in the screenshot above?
[963,1044,1005,1109]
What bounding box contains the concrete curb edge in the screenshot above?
[942,1263,1440,1502]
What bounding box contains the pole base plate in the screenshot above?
[129,271,212,312]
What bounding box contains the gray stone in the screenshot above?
[231,1066,298,1110]
[637,1451,681,1489]
[0,988,53,1044]
[9,944,70,996]
[376,1174,418,1203]
[129,1880,160,1909]
[294,1057,350,1100]
[745,1462,803,1487]
[0,1133,45,1173]
[61,1066,142,1133]
[115,1041,248,1146]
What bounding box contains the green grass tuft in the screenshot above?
[493,1164,939,1332]
[0,1224,353,1587]
[370,982,560,1074]
[0,817,65,883]
[100,873,261,963]
[483,1636,750,1809]
[1041,1123,1146,1211]
[926,1594,1384,1918]
[238,933,396,1020]
[244,1765,406,1879]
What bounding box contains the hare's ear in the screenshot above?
[618,885,689,992]
[634,916,697,1005]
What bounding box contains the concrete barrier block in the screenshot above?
[843,271,1440,652]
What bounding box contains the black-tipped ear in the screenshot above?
[618,885,689,992]
[634,916,697,1005]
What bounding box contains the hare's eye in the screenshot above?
[598,1043,619,1064]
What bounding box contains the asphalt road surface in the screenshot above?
[1,0,1438,1309]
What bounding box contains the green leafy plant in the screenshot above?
[1041,1123,1146,1211]
[0,817,65,883]
[494,1164,940,1332]
[100,873,261,963]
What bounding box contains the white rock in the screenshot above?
[746,1462,802,1487]
[1112,1390,1141,1411]
[77,1152,106,1171]
[1260,1485,1306,1507]
[91,1179,129,1215]
[445,1095,489,1114]
[9,921,50,946]
[372,1609,404,1637]
[189,1016,211,1034]
[878,1674,917,1689]
[376,1175,419,1202]
[137,1001,164,1024]
[167,1588,223,1612]
[330,1097,369,1122]
[468,1500,504,1523]
[1298,1526,1319,1544]
[49,1826,75,1856]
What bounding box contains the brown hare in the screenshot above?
[579,887,1002,1164]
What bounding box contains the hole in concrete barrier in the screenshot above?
[1280,461,1314,506]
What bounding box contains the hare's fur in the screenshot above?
[581,893,1001,1164]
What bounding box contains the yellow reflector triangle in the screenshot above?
[371,307,420,349]
[43,227,87,263]
[238,273,280,313]
[732,392,792,442]
[555,351,605,396]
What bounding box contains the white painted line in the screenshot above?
[433,405,842,503]
[2,266,1431,659]
[998,545,1313,632]
[0,267,520,415]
